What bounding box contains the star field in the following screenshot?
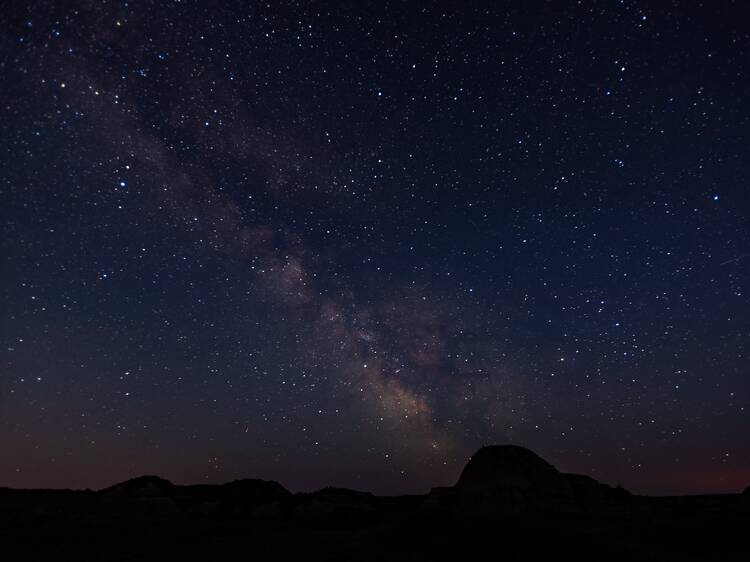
[1,1,748,495]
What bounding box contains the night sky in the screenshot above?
[1,1,748,496]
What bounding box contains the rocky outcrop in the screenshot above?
[563,473,631,502]
[456,445,572,498]
[450,445,630,510]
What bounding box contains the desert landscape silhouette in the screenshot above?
[2,445,747,561]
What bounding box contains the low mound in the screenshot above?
[100,475,174,497]
[221,478,291,501]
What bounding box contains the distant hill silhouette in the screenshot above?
[101,475,175,497]
[456,444,574,495]
[1,444,746,561]
[422,445,631,512]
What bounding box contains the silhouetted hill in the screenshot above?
[101,475,175,497]
[426,445,631,512]
[222,478,290,497]
[1,445,747,561]
[456,444,573,496]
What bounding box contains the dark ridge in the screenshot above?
[307,487,374,499]
[2,445,746,561]
[99,475,175,497]
[221,478,291,497]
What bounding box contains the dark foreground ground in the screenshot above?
[2,446,748,561]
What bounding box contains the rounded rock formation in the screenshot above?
[456,445,573,500]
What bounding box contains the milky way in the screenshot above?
[1,2,748,495]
